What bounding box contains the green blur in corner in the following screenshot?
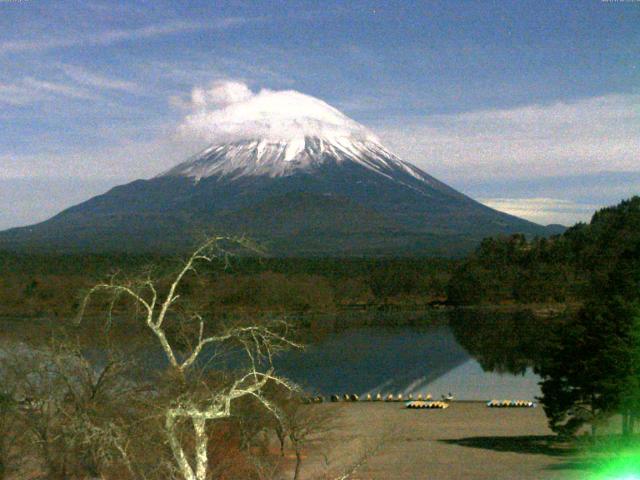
[587,446,640,479]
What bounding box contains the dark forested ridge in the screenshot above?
[446,196,640,436]
[447,198,640,306]
[0,253,455,318]
[3,196,639,318]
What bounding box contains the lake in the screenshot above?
[274,309,550,401]
[0,309,554,401]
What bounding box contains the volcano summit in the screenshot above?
[0,86,559,255]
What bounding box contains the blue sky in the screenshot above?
[1,0,639,229]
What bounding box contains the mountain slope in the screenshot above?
[0,91,560,256]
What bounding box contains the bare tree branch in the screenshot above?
[76,236,301,480]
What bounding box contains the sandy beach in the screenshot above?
[294,402,586,480]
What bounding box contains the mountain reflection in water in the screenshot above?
[274,310,558,400]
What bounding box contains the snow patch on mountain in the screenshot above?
[166,81,441,190]
[162,135,412,182]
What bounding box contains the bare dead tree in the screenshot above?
[0,345,75,479]
[275,395,334,480]
[49,342,155,479]
[77,237,301,480]
[0,339,157,480]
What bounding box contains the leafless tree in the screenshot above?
[0,345,75,479]
[281,397,334,480]
[78,237,301,480]
[0,338,157,480]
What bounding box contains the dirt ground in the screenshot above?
[293,402,588,480]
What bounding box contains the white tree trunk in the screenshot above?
[166,413,196,480]
[193,417,208,480]
[78,238,299,480]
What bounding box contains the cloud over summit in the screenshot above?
[177,80,376,144]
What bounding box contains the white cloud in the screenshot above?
[0,77,96,105]
[480,197,599,225]
[0,19,248,55]
[59,64,139,93]
[2,80,380,182]
[189,81,253,108]
[23,77,96,100]
[376,94,640,181]
[176,80,376,143]
[0,66,139,107]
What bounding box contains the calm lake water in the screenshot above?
[273,309,549,401]
[275,324,541,400]
[1,309,552,401]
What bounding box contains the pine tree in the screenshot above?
[538,300,631,436]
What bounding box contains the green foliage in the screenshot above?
[535,197,640,436]
[447,232,583,305]
[446,198,640,306]
[0,392,13,411]
[538,299,636,436]
[446,196,640,436]
[619,307,640,435]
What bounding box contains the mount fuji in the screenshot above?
[0,88,561,256]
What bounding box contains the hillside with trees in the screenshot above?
[450,196,640,436]
[536,197,640,436]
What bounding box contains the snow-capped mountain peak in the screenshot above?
[160,134,432,186]
[164,82,435,183]
[0,81,556,256]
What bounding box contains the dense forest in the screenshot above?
[3,197,640,319]
[449,196,640,436]
[536,197,640,436]
[447,198,640,306]
[446,231,588,305]
[0,254,455,318]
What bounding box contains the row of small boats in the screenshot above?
[486,400,536,408]
[321,393,435,403]
[303,395,536,408]
[406,401,449,409]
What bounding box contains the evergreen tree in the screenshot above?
[619,305,640,435]
[538,197,640,436]
[538,299,634,436]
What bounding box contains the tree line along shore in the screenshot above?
[6,199,633,320]
[0,235,586,320]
